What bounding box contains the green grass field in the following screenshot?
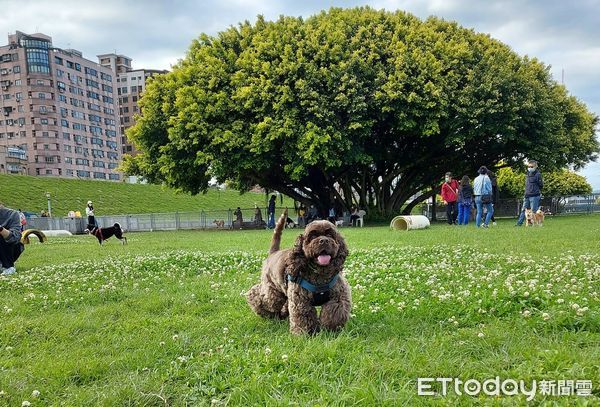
[0,174,293,216]
[1,215,599,405]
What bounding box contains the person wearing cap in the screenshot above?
[0,201,25,275]
[515,160,544,226]
[85,200,96,233]
[473,166,494,228]
[440,172,459,225]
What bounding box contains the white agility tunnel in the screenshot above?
[389,215,430,231]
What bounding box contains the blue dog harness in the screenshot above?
[287,274,339,306]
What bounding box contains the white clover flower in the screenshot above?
[522,310,531,318]
[264,348,272,355]
[172,334,179,341]
[542,313,550,321]
[22,402,31,407]
[281,354,289,362]
[478,332,485,338]
[31,390,40,398]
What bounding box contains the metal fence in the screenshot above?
[423,194,600,220]
[24,194,600,232]
[26,207,272,234]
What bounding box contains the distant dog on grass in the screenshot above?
[525,208,545,227]
[334,219,344,228]
[90,223,127,245]
[213,219,225,229]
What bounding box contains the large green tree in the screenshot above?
[123,7,599,216]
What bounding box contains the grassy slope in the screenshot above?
[1,215,599,405]
[0,173,293,216]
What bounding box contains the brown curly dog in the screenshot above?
[246,210,352,335]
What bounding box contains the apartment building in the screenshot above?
[0,31,121,180]
[98,53,167,156]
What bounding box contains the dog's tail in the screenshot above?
[269,208,288,254]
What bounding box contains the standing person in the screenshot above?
[267,195,276,229]
[487,169,499,226]
[516,160,544,226]
[441,172,459,225]
[0,202,25,275]
[473,166,494,228]
[297,205,306,227]
[327,205,336,223]
[85,200,96,233]
[234,207,243,228]
[18,209,27,232]
[457,176,473,225]
[307,204,319,224]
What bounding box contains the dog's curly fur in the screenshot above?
[246,211,352,335]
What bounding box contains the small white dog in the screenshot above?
[335,219,344,227]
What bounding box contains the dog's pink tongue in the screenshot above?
[317,254,331,266]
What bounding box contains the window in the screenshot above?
[61,119,69,127]
[37,79,44,85]
[109,174,120,181]
[26,47,51,74]
[54,56,63,65]
[85,67,98,77]
[74,63,81,71]
[102,96,113,104]
[102,84,112,93]
[63,132,70,140]
[56,68,64,77]
[121,96,128,103]
[66,61,73,69]
[13,65,20,73]
[15,79,22,86]
[58,94,67,102]
[38,93,45,99]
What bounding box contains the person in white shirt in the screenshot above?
[85,201,96,232]
[473,166,494,228]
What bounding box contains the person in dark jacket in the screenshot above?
[441,172,459,225]
[0,202,25,275]
[516,160,544,226]
[267,195,276,229]
[487,169,499,225]
[457,175,474,225]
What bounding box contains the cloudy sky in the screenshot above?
[1,0,598,189]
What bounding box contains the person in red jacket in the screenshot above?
[441,172,459,225]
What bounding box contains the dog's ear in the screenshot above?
[285,234,306,277]
[332,233,348,268]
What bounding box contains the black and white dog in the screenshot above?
[90,223,127,245]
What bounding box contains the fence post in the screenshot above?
[201,210,205,229]
[175,211,180,230]
[150,213,155,231]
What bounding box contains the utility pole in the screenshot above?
[46,192,52,217]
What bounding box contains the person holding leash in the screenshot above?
[85,200,96,232]
[516,160,544,226]
[0,202,25,275]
